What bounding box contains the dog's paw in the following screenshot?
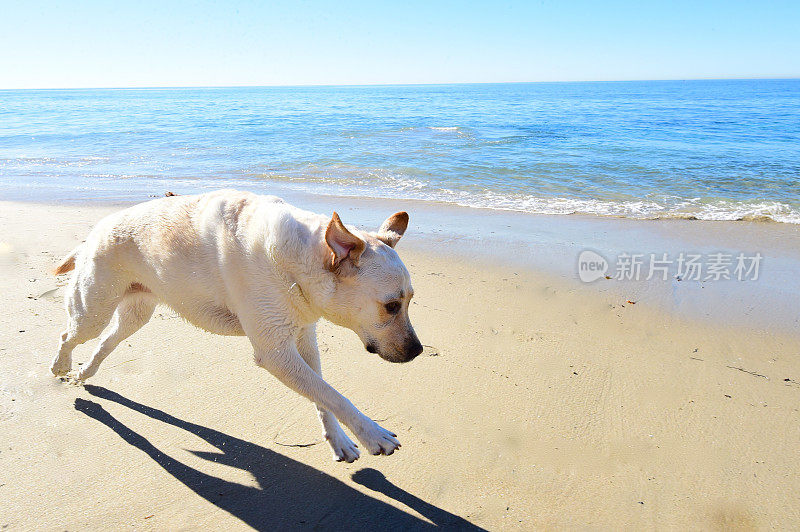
[357,420,401,456]
[75,365,97,381]
[50,357,71,377]
[326,427,360,463]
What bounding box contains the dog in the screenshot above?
[49,189,422,462]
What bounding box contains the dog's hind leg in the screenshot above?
[76,291,156,381]
[50,261,128,376]
[296,325,360,463]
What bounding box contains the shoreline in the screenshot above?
[2,179,799,225]
[3,188,798,334]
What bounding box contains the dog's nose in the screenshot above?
[404,337,423,360]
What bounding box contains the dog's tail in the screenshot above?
[52,246,81,275]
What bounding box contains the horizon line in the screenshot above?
[2,77,799,92]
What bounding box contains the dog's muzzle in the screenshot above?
[366,336,423,363]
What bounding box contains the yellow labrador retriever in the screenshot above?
[50,189,422,462]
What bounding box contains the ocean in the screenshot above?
[1,80,799,223]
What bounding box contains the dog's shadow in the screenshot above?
[76,386,483,530]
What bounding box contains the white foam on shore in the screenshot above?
[7,168,798,225]
[254,173,800,225]
[442,194,800,224]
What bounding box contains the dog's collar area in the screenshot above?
[288,282,302,297]
[268,247,312,314]
[286,279,310,309]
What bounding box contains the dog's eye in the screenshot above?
[384,301,401,314]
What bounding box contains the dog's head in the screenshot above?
[321,211,423,363]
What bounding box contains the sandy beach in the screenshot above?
[1,199,799,530]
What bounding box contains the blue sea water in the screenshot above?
[1,80,799,223]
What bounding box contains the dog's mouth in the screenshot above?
[379,352,412,363]
[364,341,400,362]
[364,341,421,364]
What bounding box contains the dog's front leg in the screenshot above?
[252,335,400,459]
[296,325,361,463]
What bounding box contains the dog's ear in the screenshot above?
[376,212,408,248]
[325,212,366,268]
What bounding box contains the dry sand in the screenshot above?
[1,200,799,530]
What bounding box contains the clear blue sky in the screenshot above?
[1,0,798,89]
